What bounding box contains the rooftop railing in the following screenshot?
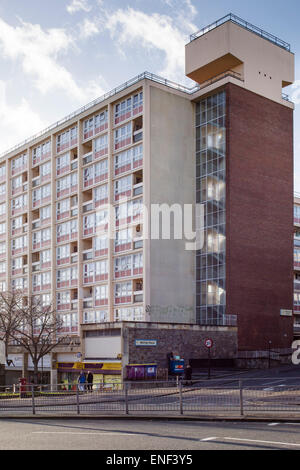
[0,72,200,160]
[189,13,291,52]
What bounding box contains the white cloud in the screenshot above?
[79,18,99,39]
[0,17,105,104]
[67,0,91,14]
[291,81,300,104]
[0,80,46,154]
[104,7,197,83]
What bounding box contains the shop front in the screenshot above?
[56,361,122,390]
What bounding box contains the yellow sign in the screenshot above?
[102,363,122,371]
[72,362,84,369]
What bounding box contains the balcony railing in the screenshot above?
[197,314,237,326]
[189,13,291,52]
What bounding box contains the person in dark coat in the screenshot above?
[87,371,93,392]
[184,364,192,385]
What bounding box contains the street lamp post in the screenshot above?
[268,341,272,369]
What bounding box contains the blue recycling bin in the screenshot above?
[169,359,185,374]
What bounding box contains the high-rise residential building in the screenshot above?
[3,14,295,384]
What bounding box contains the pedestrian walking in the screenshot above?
[77,371,86,392]
[184,364,192,386]
[87,370,93,392]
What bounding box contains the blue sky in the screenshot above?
[0,0,299,189]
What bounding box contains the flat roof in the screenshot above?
[189,13,291,52]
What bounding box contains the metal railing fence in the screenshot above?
[189,13,291,52]
[1,378,300,417]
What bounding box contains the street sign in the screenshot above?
[204,338,213,349]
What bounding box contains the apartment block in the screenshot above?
[4,14,295,383]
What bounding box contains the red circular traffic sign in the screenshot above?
[204,338,213,349]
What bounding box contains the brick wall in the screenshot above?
[126,325,237,368]
[225,83,294,351]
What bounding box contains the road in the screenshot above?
[0,418,300,450]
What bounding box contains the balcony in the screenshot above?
[133,182,143,197]
[83,297,93,309]
[133,291,143,303]
[83,152,93,166]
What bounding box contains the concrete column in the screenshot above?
[22,352,29,380]
[50,353,58,390]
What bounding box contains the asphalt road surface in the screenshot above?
[0,418,300,450]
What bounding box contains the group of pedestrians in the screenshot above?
[77,370,94,392]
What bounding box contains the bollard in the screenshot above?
[125,382,129,415]
[239,380,244,416]
[31,385,36,415]
[179,381,183,415]
[76,384,80,415]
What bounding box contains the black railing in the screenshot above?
[189,13,291,52]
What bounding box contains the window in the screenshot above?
[83,310,108,324]
[57,220,78,241]
[95,284,108,301]
[114,175,131,199]
[11,235,27,251]
[12,257,22,271]
[114,255,132,278]
[115,281,132,303]
[94,184,108,204]
[94,134,108,157]
[56,152,70,174]
[0,222,6,235]
[0,203,5,216]
[57,291,71,308]
[0,242,6,254]
[41,271,51,288]
[0,261,6,273]
[11,175,22,192]
[133,92,143,113]
[114,92,143,124]
[94,235,108,254]
[114,123,132,150]
[32,141,51,165]
[12,277,27,290]
[0,281,6,291]
[40,161,51,178]
[57,267,78,286]
[40,205,51,221]
[56,172,77,196]
[114,306,143,321]
[133,253,143,269]
[56,126,77,153]
[11,216,23,232]
[11,153,27,173]
[115,228,132,250]
[12,194,27,213]
[0,183,6,197]
[56,199,70,219]
[0,164,6,179]
[41,249,51,264]
[56,244,70,261]
[41,293,51,306]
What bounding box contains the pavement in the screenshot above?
[2,364,300,421]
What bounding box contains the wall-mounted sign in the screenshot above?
[135,339,157,347]
[204,338,214,349]
[280,309,293,317]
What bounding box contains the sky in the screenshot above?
[0,0,300,189]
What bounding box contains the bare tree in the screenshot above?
[0,291,24,365]
[9,295,70,384]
